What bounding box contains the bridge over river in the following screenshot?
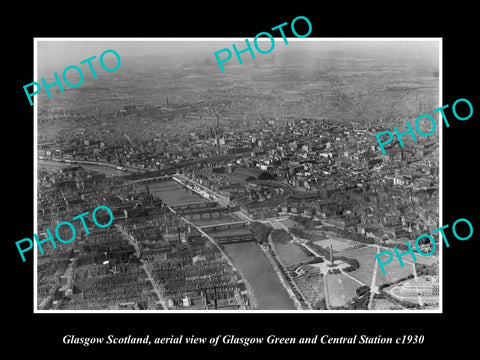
[147,177,295,309]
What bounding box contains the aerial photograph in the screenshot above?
[35,39,440,311]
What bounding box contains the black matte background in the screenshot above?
[5,4,478,356]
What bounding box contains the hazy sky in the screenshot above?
[36,39,440,72]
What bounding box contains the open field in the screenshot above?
[278,218,297,228]
[376,256,415,287]
[339,246,379,285]
[326,272,362,308]
[375,245,438,286]
[410,253,439,265]
[372,297,403,310]
[274,243,314,266]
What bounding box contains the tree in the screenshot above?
[314,298,327,310]
[415,263,437,276]
[356,285,370,297]
[248,222,272,244]
[289,215,314,229]
[270,229,292,244]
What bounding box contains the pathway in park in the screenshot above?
[368,245,380,310]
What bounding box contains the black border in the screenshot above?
[6,5,478,355]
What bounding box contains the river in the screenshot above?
[223,242,296,310]
[38,160,294,310]
[148,180,207,205]
[38,159,134,177]
[146,180,296,310]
